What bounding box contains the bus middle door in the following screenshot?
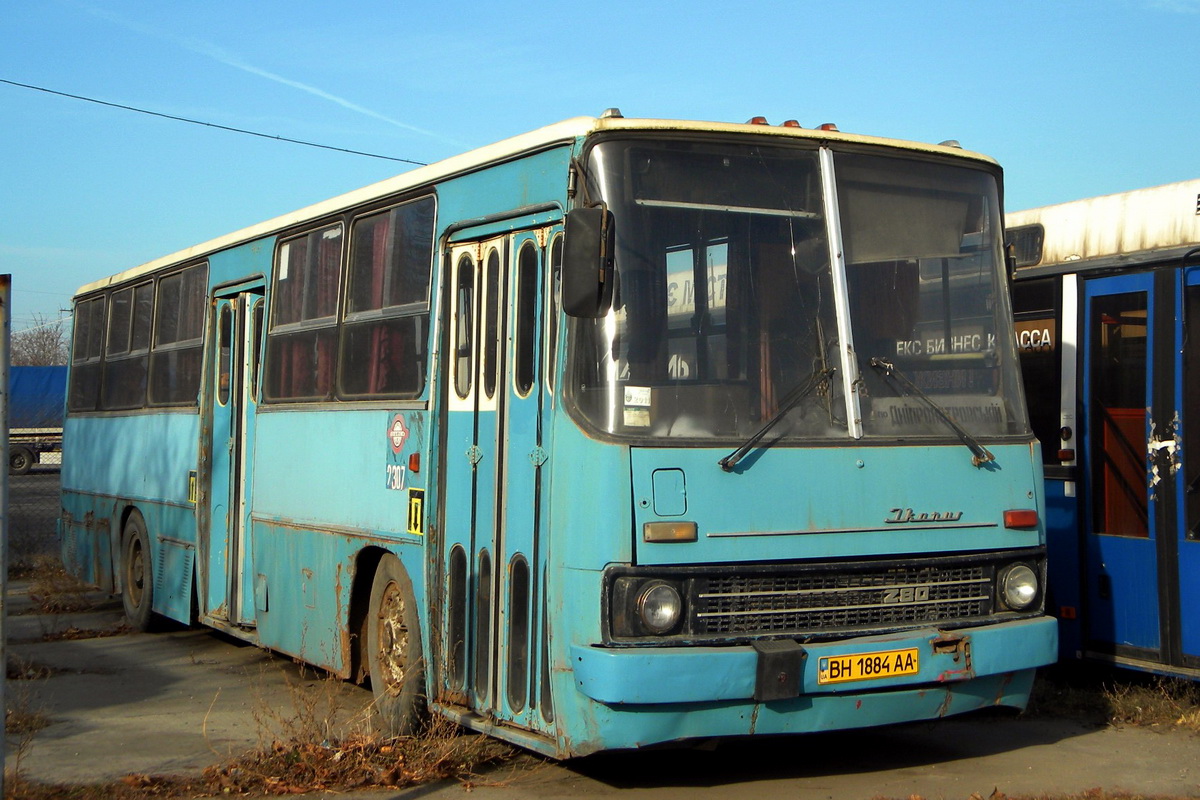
[205,287,264,628]
[438,229,556,735]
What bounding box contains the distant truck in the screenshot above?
[8,366,66,475]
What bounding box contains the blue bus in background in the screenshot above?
[1009,180,1200,680]
[61,111,1056,757]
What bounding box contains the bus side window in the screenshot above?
[545,234,562,394]
[514,241,539,397]
[340,196,434,399]
[250,298,264,401]
[150,263,208,406]
[100,280,154,410]
[68,296,106,411]
[455,254,476,399]
[266,226,342,401]
[217,304,232,407]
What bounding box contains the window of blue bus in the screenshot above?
[454,253,475,400]
[101,281,153,410]
[1012,277,1062,465]
[545,234,562,396]
[250,298,265,401]
[482,247,501,400]
[217,303,233,407]
[834,152,1028,441]
[265,224,343,401]
[514,240,539,397]
[68,295,106,411]
[568,139,1029,444]
[150,263,208,405]
[339,196,434,399]
[567,138,838,440]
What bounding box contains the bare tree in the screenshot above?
[11,314,69,366]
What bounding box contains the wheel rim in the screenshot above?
[375,579,410,697]
[126,536,145,608]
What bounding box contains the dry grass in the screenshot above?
[4,717,516,799]
[5,654,519,799]
[6,656,58,682]
[22,555,98,615]
[1104,675,1200,731]
[1026,666,1200,733]
[39,624,131,643]
[203,715,516,795]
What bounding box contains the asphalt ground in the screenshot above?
[5,584,1200,800]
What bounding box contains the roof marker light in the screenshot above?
[747,116,769,125]
[939,139,963,148]
[817,123,839,131]
[600,108,624,119]
[781,119,802,128]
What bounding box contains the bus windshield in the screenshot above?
[568,138,1029,444]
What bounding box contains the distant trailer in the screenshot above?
[1008,179,1200,678]
[9,365,66,474]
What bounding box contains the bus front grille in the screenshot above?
[691,562,993,637]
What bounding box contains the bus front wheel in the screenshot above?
[366,553,426,736]
[121,512,157,631]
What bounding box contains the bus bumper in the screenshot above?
[571,616,1057,706]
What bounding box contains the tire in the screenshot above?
[121,511,157,631]
[9,446,34,476]
[367,553,426,736]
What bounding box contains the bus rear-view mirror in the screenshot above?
[562,207,615,318]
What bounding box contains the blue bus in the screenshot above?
[1009,179,1200,679]
[61,111,1056,757]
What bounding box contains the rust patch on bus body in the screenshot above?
[335,560,353,674]
[931,632,974,683]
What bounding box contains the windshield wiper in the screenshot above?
[869,357,995,467]
[719,368,835,472]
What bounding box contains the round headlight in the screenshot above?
[637,582,682,634]
[1000,564,1039,611]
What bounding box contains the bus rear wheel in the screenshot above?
[366,554,426,736]
[121,512,157,631]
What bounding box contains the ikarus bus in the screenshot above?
[60,110,1057,757]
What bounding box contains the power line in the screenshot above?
[1,78,427,166]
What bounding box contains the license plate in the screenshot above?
[817,648,920,685]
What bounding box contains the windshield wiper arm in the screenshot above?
[719,368,835,472]
[869,357,995,467]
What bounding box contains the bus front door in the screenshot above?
[1085,267,1200,673]
[204,288,264,628]
[438,229,556,735]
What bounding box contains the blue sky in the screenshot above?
[3,0,1198,332]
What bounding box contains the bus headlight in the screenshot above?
[636,581,682,634]
[999,564,1039,611]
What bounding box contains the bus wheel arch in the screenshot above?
[120,508,158,631]
[348,547,387,683]
[366,552,426,735]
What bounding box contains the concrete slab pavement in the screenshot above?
[6,580,1200,799]
[4,580,375,785]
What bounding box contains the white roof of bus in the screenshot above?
[1007,178,1200,267]
[76,114,997,297]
